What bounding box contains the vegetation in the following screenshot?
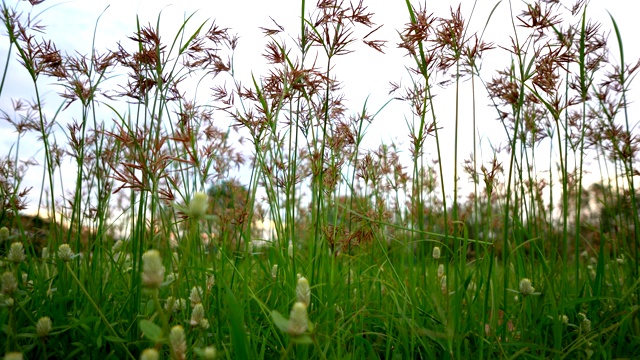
[0,0,639,358]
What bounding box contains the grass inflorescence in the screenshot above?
[0,0,639,359]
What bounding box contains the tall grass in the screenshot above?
[0,0,639,359]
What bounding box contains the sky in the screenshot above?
[1,0,639,217]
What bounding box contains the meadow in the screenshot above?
[0,0,639,359]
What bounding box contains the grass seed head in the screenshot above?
[1,271,18,295]
[57,244,74,262]
[190,286,203,307]
[288,302,308,336]
[296,276,311,306]
[3,353,23,360]
[141,250,165,289]
[190,303,206,327]
[186,192,209,219]
[432,246,441,259]
[140,348,159,360]
[0,227,9,242]
[7,242,25,263]
[36,316,52,338]
[202,346,217,359]
[519,278,535,296]
[169,325,187,360]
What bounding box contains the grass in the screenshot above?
[0,0,639,359]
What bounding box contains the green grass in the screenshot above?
[0,0,639,359]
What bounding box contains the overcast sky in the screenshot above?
[1,0,639,215]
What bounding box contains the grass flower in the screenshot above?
[288,302,309,336]
[141,250,165,289]
[296,276,310,306]
[165,297,187,313]
[432,246,441,259]
[519,278,535,296]
[1,272,18,295]
[3,353,22,360]
[169,325,187,360]
[186,192,209,219]
[190,286,203,307]
[36,316,52,338]
[57,244,74,262]
[7,242,25,263]
[271,264,278,279]
[202,346,216,359]
[190,303,206,327]
[437,264,445,279]
[206,274,215,290]
[140,348,159,360]
[0,227,9,242]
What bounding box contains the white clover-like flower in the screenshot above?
[41,247,49,260]
[166,272,178,284]
[296,276,311,306]
[519,278,535,296]
[581,317,591,332]
[169,325,187,360]
[288,302,309,336]
[3,352,22,360]
[141,250,165,289]
[165,296,187,313]
[288,243,294,259]
[140,348,159,360]
[202,346,217,359]
[190,286,203,307]
[206,274,215,290]
[560,315,569,324]
[57,244,74,262]
[190,303,206,327]
[186,192,209,219]
[440,275,448,295]
[36,316,52,338]
[7,242,25,263]
[437,264,445,279]
[1,271,18,295]
[0,227,9,242]
[271,264,278,280]
[432,246,441,260]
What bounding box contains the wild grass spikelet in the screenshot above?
[141,250,165,289]
[140,348,159,360]
[1,272,18,295]
[519,278,535,296]
[7,242,25,263]
[169,325,187,360]
[36,316,52,338]
[296,276,310,306]
[288,302,309,336]
[57,244,74,262]
[186,192,209,219]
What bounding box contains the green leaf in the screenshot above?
[270,310,290,333]
[226,286,249,360]
[104,335,126,343]
[290,334,313,345]
[139,319,162,342]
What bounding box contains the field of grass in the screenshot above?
[0,0,639,359]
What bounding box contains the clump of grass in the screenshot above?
[0,0,639,359]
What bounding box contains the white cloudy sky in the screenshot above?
[1,0,639,215]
